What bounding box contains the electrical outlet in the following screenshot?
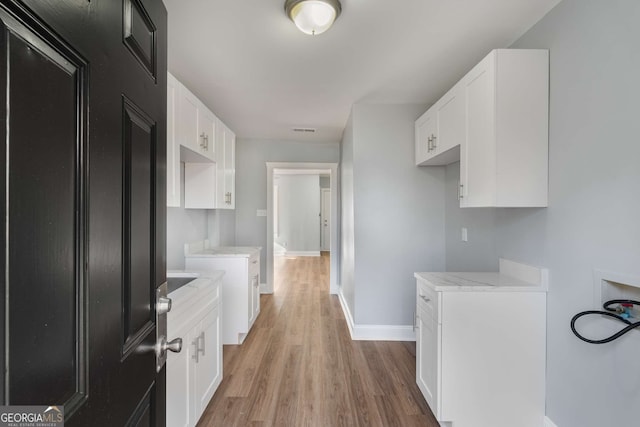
[461,227,468,242]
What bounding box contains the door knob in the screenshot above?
[165,337,182,353]
[155,336,182,359]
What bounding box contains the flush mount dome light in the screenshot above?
[285,0,342,36]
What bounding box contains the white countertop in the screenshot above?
[415,259,549,292]
[168,269,225,280]
[184,240,261,258]
[167,270,225,298]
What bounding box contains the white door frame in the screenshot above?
[266,162,339,294]
[320,188,331,251]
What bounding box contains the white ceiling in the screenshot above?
[163,0,561,143]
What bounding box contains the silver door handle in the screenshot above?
[155,336,182,360]
[198,331,205,356]
[192,338,200,363]
[420,295,431,303]
[200,132,206,148]
[427,136,433,152]
[165,337,182,353]
[431,134,437,149]
[459,183,464,200]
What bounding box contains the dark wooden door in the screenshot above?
[0,0,168,425]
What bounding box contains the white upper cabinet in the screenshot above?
[179,84,215,162]
[416,49,549,208]
[197,106,216,160]
[167,73,180,207]
[460,49,549,207]
[416,83,465,167]
[167,72,237,209]
[415,108,436,165]
[215,120,236,209]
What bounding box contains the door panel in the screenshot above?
[123,98,156,357]
[4,21,86,408]
[0,0,168,425]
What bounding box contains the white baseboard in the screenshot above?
[544,416,559,427]
[282,251,320,257]
[337,289,416,341]
[337,289,355,337]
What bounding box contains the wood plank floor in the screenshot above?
[197,253,439,427]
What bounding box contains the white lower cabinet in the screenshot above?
[185,246,261,345]
[415,266,547,427]
[167,275,223,427]
[416,305,439,416]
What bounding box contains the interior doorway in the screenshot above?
[266,162,339,295]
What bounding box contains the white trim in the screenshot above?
[544,416,559,427]
[280,251,320,257]
[338,289,355,338]
[352,324,416,341]
[337,289,416,341]
[266,162,339,295]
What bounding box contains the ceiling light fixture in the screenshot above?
[285,0,342,36]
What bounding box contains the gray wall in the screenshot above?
[273,174,321,252]
[167,165,237,271]
[207,209,236,247]
[167,207,207,270]
[319,176,330,189]
[167,164,209,270]
[235,138,340,279]
[445,162,498,272]
[444,1,640,425]
[343,104,446,325]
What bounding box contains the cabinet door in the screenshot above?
[197,106,216,161]
[215,118,226,208]
[224,129,236,209]
[461,53,496,207]
[416,307,439,418]
[179,85,200,154]
[435,85,464,156]
[248,273,260,326]
[167,73,180,207]
[415,109,436,165]
[194,305,222,420]
[167,328,196,427]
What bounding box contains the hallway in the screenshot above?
[198,254,438,426]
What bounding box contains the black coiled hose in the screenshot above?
[570,299,640,344]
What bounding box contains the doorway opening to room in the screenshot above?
[266,163,338,295]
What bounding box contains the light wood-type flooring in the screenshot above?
[197,253,439,426]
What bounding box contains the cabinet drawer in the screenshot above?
[417,280,439,323]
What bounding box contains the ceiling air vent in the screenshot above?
[292,127,316,133]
